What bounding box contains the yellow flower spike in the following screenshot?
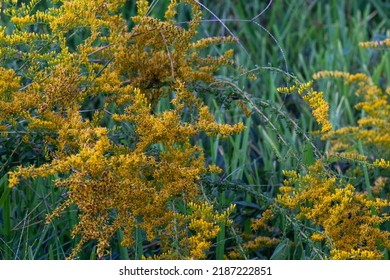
[374,159,390,169]
[165,0,178,20]
[280,79,333,135]
[297,80,313,95]
[208,164,222,174]
[311,233,326,242]
[243,236,279,251]
[301,90,332,134]
[359,38,390,48]
[277,84,297,94]
[8,172,19,188]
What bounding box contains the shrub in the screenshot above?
[0,0,243,259]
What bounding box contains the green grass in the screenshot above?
[1,0,389,259]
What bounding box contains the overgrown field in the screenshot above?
[0,0,389,260]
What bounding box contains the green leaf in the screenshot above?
[270,239,291,260]
[303,143,314,166]
[234,201,263,211]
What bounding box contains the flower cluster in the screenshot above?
[1,0,244,259]
[313,70,390,159]
[148,202,236,260]
[270,39,390,259]
[277,81,332,134]
[255,161,390,259]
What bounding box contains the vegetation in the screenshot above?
[0,0,389,260]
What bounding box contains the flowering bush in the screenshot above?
[0,0,243,259]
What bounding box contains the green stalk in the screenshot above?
[117,229,130,260]
[215,192,226,260]
[135,226,143,260]
[357,140,373,200]
[0,175,12,259]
